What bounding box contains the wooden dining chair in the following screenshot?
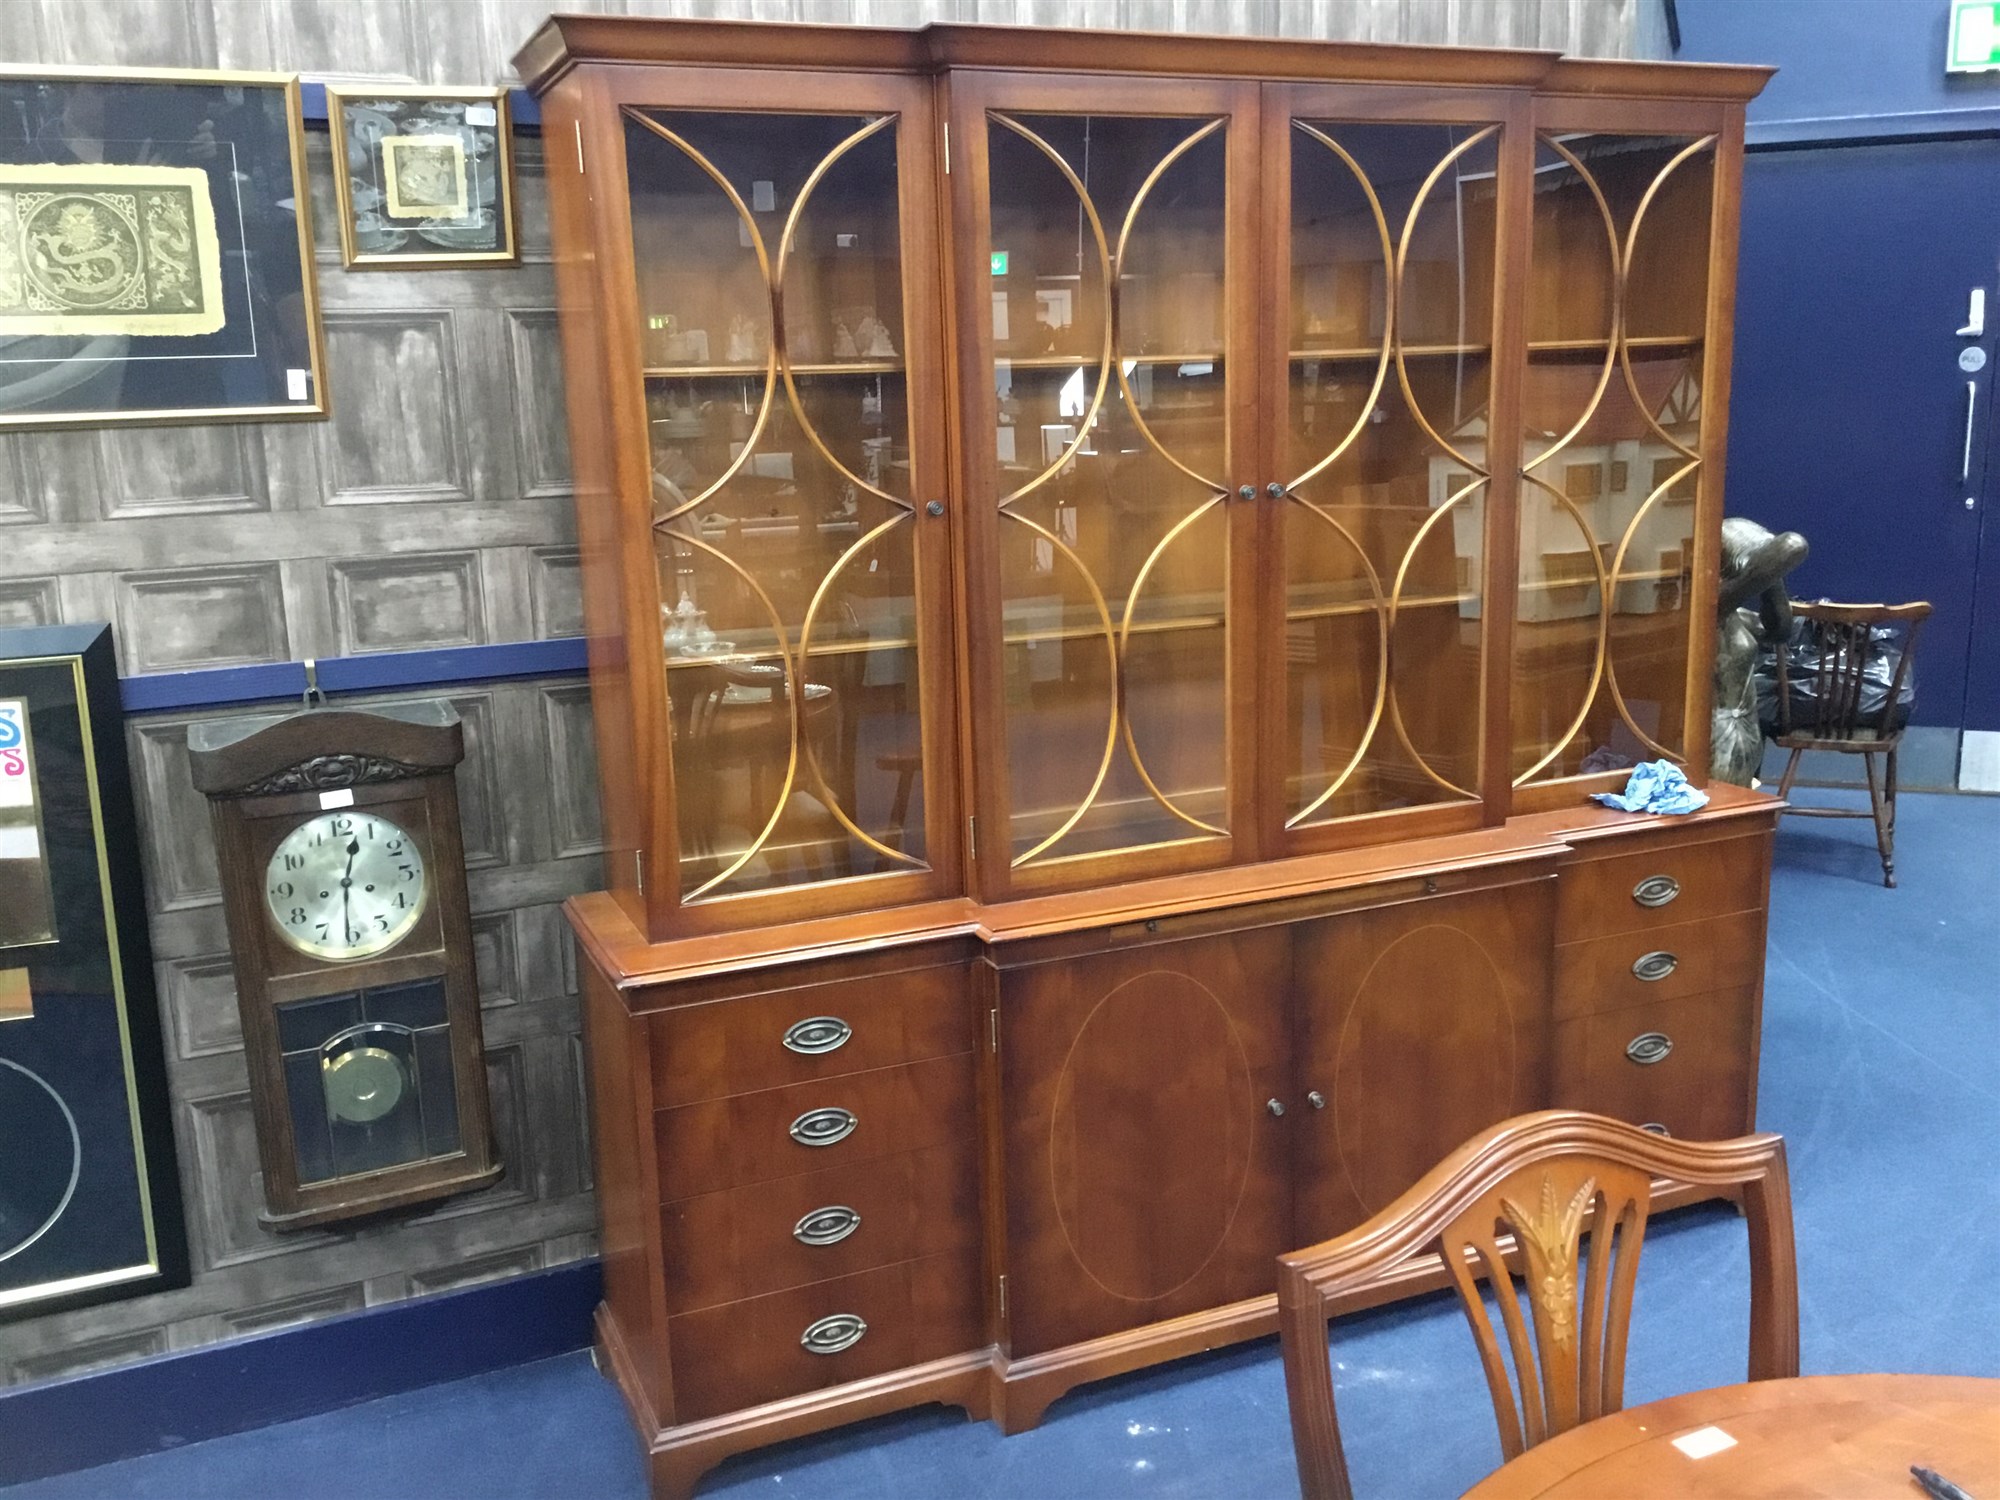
[1277,1110,1799,1500]
[1772,600,1931,887]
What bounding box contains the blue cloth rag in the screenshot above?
[1590,759,1710,815]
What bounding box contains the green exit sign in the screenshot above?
[1949,0,2000,71]
[991,250,1009,275]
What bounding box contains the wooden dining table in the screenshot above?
[1460,1375,2000,1499]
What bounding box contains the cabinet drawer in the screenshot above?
[1552,987,1755,1142]
[666,1251,983,1424]
[1553,909,1764,1020]
[655,1052,974,1201]
[649,964,973,1109]
[1556,833,1768,943]
[661,1140,980,1314]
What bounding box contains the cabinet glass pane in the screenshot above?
[625,109,930,898]
[1283,121,1497,826]
[1515,133,1714,783]
[984,112,1231,866]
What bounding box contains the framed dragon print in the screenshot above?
[0,67,326,431]
[325,87,518,269]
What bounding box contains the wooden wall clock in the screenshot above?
[188,702,500,1230]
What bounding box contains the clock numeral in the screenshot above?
[363,820,376,841]
[346,927,360,944]
[399,864,415,881]
[386,839,404,854]
[393,891,409,909]
[271,881,294,899]
[284,853,305,871]
[375,916,389,933]
[288,906,306,924]
[316,924,330,940]
[330,815,353,835]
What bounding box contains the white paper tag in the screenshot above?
[0,825,40,860]
[286,368,310,402]
[1671,1426,1737,1460]
[318,788,356,810]
[464,103,497,128]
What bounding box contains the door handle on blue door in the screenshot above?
[1964,380,1979,484]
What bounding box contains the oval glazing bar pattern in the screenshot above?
[623,107,935,900]
[1282,120,1502,826]
[984,112,1234,867]
[1513,132,1718,784]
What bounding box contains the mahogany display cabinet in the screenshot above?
[516,16,1774,1496]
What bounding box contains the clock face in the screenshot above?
[264,810,428,961]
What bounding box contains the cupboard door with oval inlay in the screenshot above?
[1292,877,1556,1244]
[996,928,1291,1356]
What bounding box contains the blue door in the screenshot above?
[1726,138,2000,753]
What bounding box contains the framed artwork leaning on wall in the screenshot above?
[325,86,518,269]
[0,66,327,429]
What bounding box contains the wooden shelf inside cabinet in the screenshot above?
[643,360,907,378]
[996,351,1224,369]
[1288,334,1704,363]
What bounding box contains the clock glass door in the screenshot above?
[619,74,953,912]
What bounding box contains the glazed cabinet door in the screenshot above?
[995,927,1291,1356]
[1291,876,1554,1244]
[948,73,1262,897]
[602,69,959,933]
[1511,103,1733,801]
[1259,84,1530,852]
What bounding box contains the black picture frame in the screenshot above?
[0,622,189,1322]
[325,86,518,269]
[0,68,327,430]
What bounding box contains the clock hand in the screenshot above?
[341,838,360,941]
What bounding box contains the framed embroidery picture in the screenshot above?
[0,67,326,430]
[326,87,518,269]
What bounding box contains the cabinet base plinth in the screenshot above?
[989,1183,1739,1434]
[594,1305,995,1500]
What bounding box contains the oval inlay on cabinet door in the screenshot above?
[1333,924,1514,1216]
[1049,970,1251,1302]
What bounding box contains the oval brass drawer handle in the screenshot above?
[793,1204,861,1246]
[1641,1121,1672,1136]
[1632,874,1681,908]
[1626,1031,1674,1066]
[1631,950,1678,982]
[789,1106,857,1147]
[783,1016,852,1056]
[800,1312,867,1355]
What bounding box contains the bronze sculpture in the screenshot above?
[1713,516,1809,786]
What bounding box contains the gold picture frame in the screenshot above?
[0,66,326,430]
[326,86,519,269]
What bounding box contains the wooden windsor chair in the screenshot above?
[1771,600,1931,887]
[1276,1110,1799,1500]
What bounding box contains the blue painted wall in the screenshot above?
[1678,0,2000,137]
[1679,0,2000,736]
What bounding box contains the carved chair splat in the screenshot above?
[1276,1111,1800,1500]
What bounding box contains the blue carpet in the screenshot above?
[8,790,1997,1499]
